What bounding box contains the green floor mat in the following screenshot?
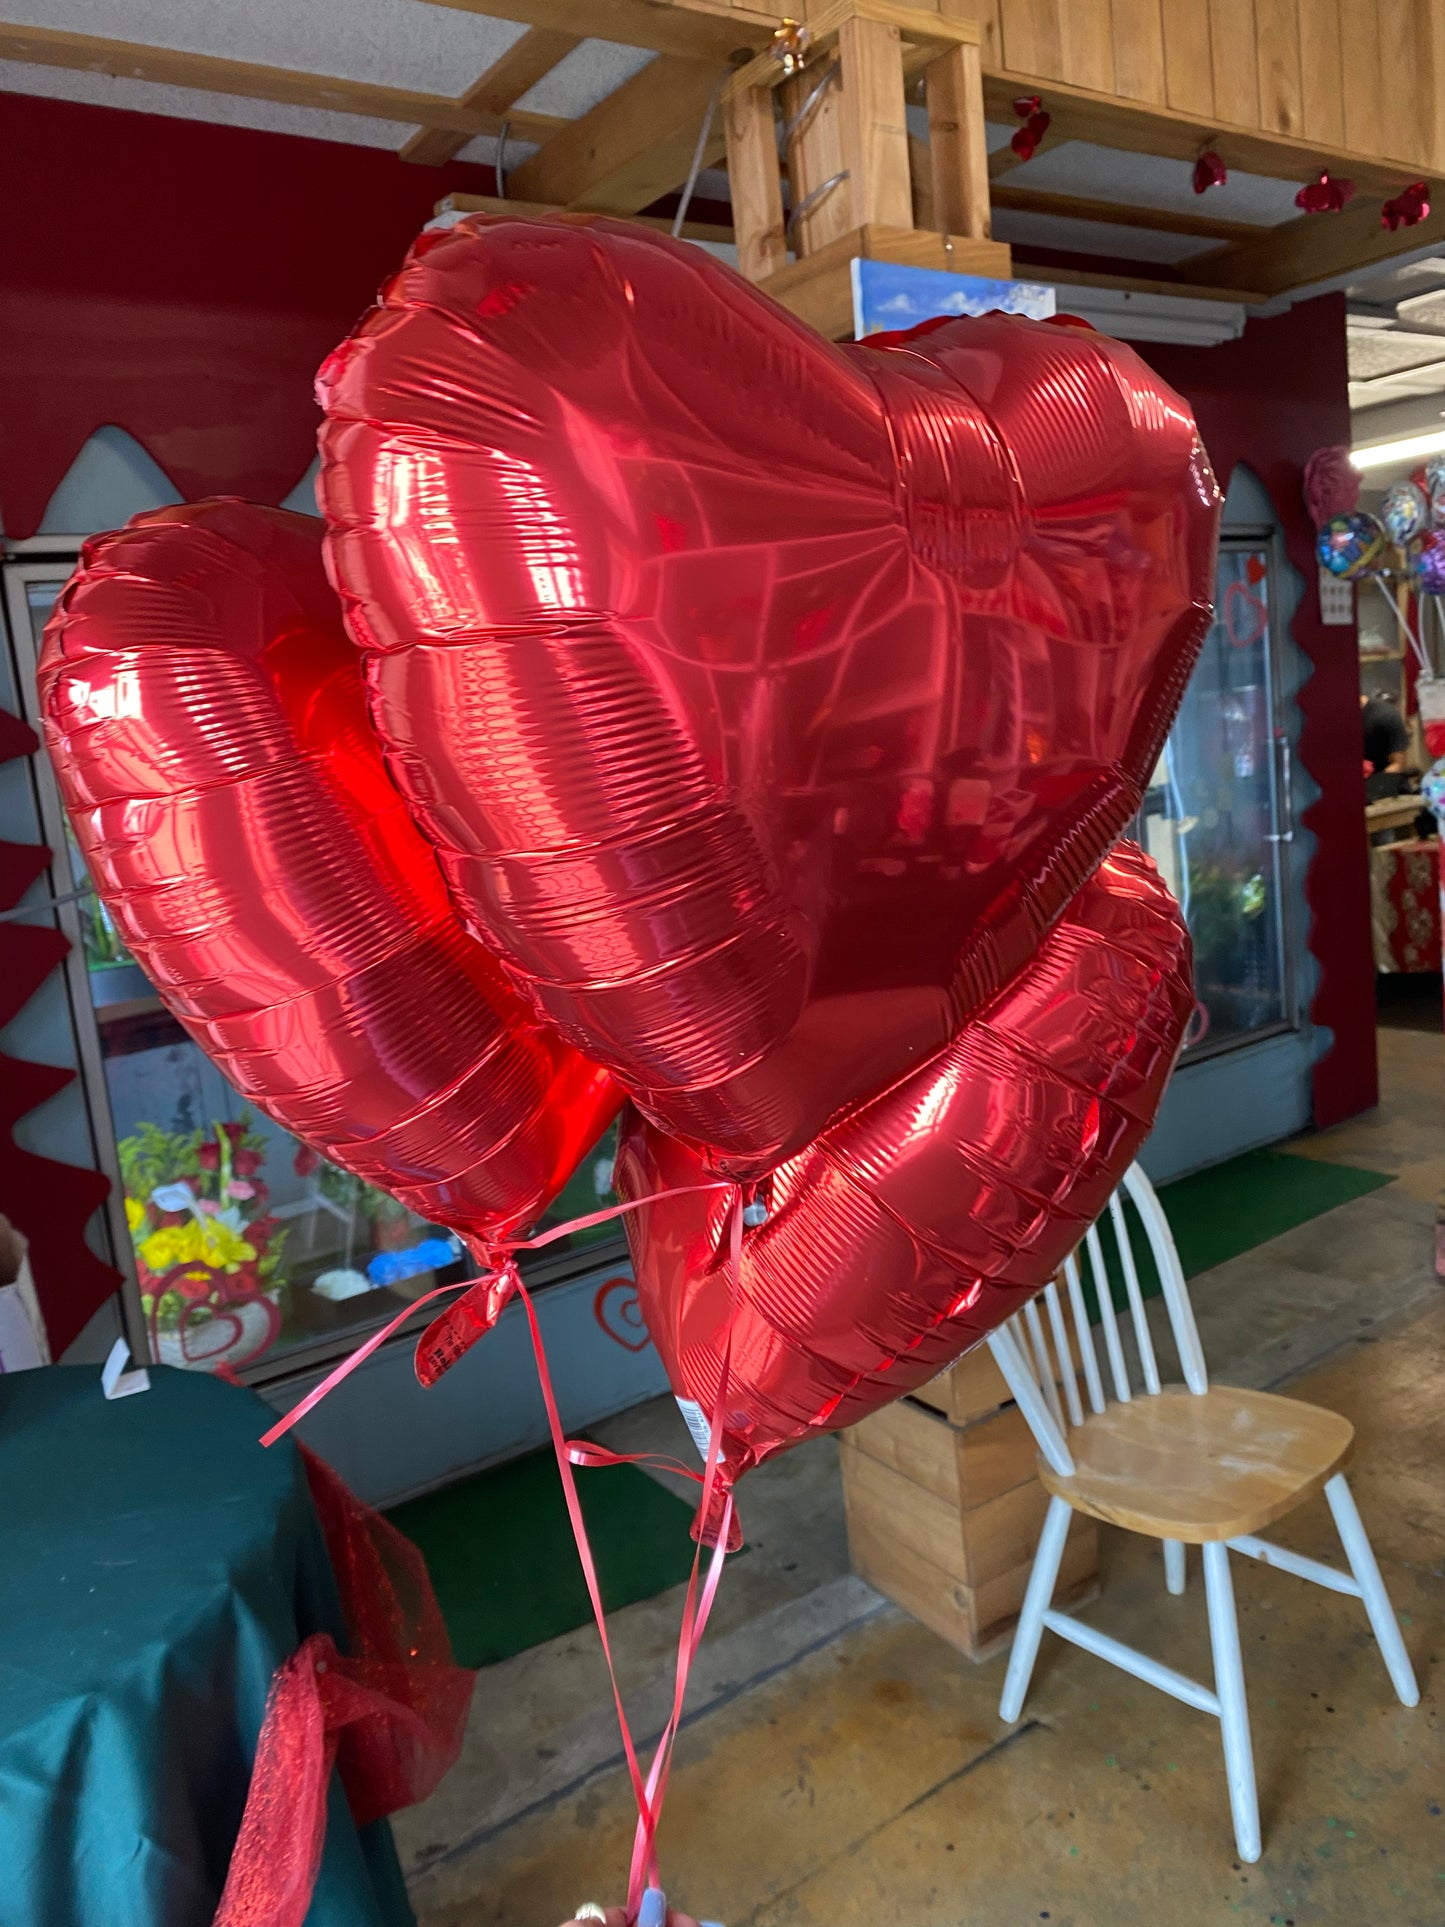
[1087,1148,1394,1318]
[387,1448,702,1668]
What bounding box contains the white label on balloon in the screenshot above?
[676,1396,723,1463]
[1319,567,1354,626]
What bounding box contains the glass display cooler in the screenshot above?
[2,550,624,1388]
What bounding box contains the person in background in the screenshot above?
[1362,689,1410,779]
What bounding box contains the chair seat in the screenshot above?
[1038,1384,1354,1543]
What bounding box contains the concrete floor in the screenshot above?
[395,1027,1444,1926]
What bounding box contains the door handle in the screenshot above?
[1264,729,1294,843]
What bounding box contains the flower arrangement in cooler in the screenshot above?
[119,1116,287,1366]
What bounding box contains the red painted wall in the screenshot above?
[1142,297,1377,1129]
[0,91,499,536]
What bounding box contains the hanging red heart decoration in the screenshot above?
[1193,148,1227,194]
[1382,182,1431,231]
[1011,111,1051,161]
[1296,170,1355,214]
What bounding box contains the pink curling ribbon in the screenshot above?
[260,1181,745,1923]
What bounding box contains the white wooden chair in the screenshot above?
[986,1161,1418,1863]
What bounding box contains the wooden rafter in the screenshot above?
[401,28,580,167]
[1179,191,1445,298]
[506,53,728,213]
[0,20,565,145]
[438,190,734,243]
[417,0,777,63]
[990,184,1266,246]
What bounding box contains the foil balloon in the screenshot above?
[616,841,1193,1489]
[1382,480,1428,547]
[318,212,1218,1177]
[1317,511,1389,580]
[1409,527,1445,596]
[1426,456,1445,527]
[38,503,618,1250]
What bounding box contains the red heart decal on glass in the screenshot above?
[319,216,1217,1176]
[593,1277,651,1354]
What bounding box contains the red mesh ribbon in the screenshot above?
[212,1448,473,1927]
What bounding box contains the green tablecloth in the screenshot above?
[0,1364,415,1927]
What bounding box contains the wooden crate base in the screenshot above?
[840,1344,1100,1662]
[846,1492,1099,1661]
[755,223,1014,338]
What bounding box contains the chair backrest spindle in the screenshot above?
[1042,1281,1084,1428]
[1108,1190,1162,1395]
[1062,1252,1107,1414]
[987,1164,1207,1465]
[1086,1221,1132,1403]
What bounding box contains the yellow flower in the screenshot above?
[125,1196,146,1236]
[138,1217,256,1276]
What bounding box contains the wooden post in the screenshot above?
[926,38,991,239]
[781,52,850,255]
[724,79,788,279]
[836,12,914,234]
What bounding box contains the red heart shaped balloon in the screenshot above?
[318,214,1218,1175]
[615,841,1192,1485]
[38,503,619,1249]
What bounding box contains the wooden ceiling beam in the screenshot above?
[401,27,580,166]
[990,183,1265,245]
[438,190,734,244]
[0,21,565,144]
[417,0,775,64]
[506,53,727,213]
[1036,261,1267,305]
[980,70,1418,197]
[1178,192,1445,297]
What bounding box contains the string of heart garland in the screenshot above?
[262,1180,747,1919]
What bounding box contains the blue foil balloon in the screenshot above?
[1318,510,1389,579]
[1382,480,1428,546]
[1410,528,1445,595]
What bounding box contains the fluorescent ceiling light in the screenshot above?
[1351,427,1445,470]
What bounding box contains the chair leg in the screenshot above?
[1163,1538,1187,1596]
[999,1495,1072,1723]
[1324,1473,1419,1708]
[1202,1541,1261,1864]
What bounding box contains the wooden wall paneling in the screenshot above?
[836,13,915,233]
[1058,0,1116,98]
[1208,0,1259,130]
[1339,0,1385,161]
[927,38,993,236]
[940,0,1002,65]
[1296,0,1344,153]
[1379,0,1424,170]
[1254,0,1303,136]
[997,0,1065,80]
[1427,3,1445,173]
[1159,0,1215,119]
[1109,0,1166,105]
